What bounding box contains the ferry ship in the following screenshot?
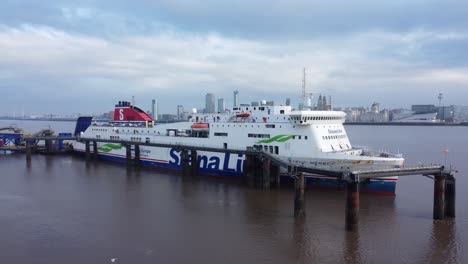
[72,99,404,195]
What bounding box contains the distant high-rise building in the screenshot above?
[286,98,291,106]
[218,98,225,113]
[152,99,158,120]
[316,94,332,111]
[233,90,239,107]
[205,93,215,113]
[177,105,184,120]
[370,102,380,113]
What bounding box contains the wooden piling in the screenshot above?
[126,144,132,169]
[294,172,305,218]
[262,158,271,189]
[245,155,256,188]
[26,141,32,162]
[190,150,198,175]
[92,141,98,160]
[45,139,52,154]
[270,163,280,187]
[433,174,446,220]
[134,144,140,167]
[85,141,91,162]
[181,149,190,176]
[445,175,456,218]
[345,180,360,232]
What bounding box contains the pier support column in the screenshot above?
[254,157,264,188]
[181,149,190,176]
[445,175,456,218]
[294,172,305,218]
[85,141,91,162]
[262,158,271,190]
[26,141,32,162]
[270,163,280,187]
[45,139,52,154]
[134,145,140,167]
[190,150,198,175]
[126,144,132,169]
[433,174,446,220]
[245,155,256,188]
[345,179,360,232]
[92,141,98,160]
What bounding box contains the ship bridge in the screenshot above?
[289,111,346,125]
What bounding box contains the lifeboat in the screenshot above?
[236,113,251,118]
[191,123,209,131]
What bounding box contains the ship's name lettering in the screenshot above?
[328,129,343,134]
[169,149,244,173]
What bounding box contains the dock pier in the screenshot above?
[22,135,457,231]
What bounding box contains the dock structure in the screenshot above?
[23,135,457,231]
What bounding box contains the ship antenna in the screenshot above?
[302,67,306,99]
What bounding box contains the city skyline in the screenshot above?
[0,90,462,117]
[1,1,468,115]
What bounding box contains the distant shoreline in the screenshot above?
[0,117,77,122]
[1,118,467,126]
[344,122,468,126]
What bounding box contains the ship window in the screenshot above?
[292,136,295,139]
[299,136,301,139]
[266,124,275,128]
[214,132,228,136]
[269,146,273,153]
[275,146,279,154]
[305,136,308,140]
[264,146,268,151]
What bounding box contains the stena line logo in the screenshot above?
[169,148,244,173]
[119,109,124,120]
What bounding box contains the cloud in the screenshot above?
[1,5,468,114]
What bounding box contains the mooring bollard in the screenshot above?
[294,172,305,218]
[445,175,456,218]
[433,174,446,220]
[345,179,360,232]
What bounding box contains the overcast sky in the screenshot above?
[1,0,468,115]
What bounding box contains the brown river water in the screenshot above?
[0,120,466,263]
